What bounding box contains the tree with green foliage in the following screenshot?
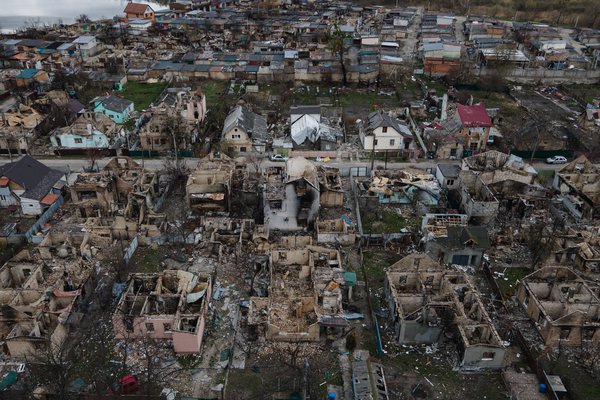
[327,25,349,86]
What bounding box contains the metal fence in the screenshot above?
[123,235,139,265]
[25,196,64,243]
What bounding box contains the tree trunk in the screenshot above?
[340,52,347,86]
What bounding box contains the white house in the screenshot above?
[435,164,461,190]
[0,155,65,215]
[221,105,267,154]
[50,112,121,151]
[359,110,413,153]
[72,35,98,57]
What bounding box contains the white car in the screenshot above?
[270,154,289,162]
[546,156,567,164]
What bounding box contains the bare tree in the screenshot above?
[524,222,556,269]
[25,339,78,399]
[327,24,350,86]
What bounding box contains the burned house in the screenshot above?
[455,171,499,224]
[112,270,211,354]
[231,161,261,218]
[318,167,344,207]
[553,155,600,220]
[0,249,97,358]
[0,104,44,155]
[425,226,491,267]
[186,153,234,214]
[248,244,348,341]
[316,218,356,246]
[554,226,600,276]
[263,157,320,231]
[36,216,155,262]
[461,150,538,197]
[197,216,255,261]
[70,157,166,223]
[385,253,506,369]
[352,358,390,400]
[140,88,205,153]
[516,266,600,348]
[420,213,469,243]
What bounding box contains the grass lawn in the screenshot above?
[537,169,555,186]
[471,91,516,109]
[287,84,396,109]
[202,80,228,105]
[494,267,531,297]
[121,81,168,111]
[421,76,447,94]
[128,246,171,273]
[361,209,406,234]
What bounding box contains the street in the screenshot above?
[0,155,570,175]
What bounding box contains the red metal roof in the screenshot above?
[40,193,60,206]
[124,3,153,14]
[456,103,492,127]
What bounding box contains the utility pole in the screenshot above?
[302,358,309,400]
[370,136,376,172]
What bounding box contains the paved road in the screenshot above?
[0,155,569,176]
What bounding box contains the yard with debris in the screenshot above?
[361,208,407,234]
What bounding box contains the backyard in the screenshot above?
[121,81,168,111]
[361,208,406,234]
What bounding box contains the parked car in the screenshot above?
[546,156,567,164]
[270,154,289,162]
[107,375,139,395]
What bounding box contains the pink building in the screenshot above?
[112,270,211,354]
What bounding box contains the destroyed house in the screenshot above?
[37,217,140,261]
[316,218,356,246]
[462,151,537,185]
[318,167,344,207]
[113,270,211,354]
[517,266,600,348]
[248,245,347,341]
[420,213,469,242]
[290,107,342,151]
[0,250,97,358]
[263,157,320,231]
[198,217,254,260]
[70,157,164,222]
[425,226,490,267]
[456,171,499,224]
[50,112,120,152]
[357,168,441,207]
[186,153,234,214]
[555,227,600,276]
[385,253,506,369]
[554,155,600,220]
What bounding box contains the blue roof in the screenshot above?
[16,69,39,79]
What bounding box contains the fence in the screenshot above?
[288,150,350,159]
[123,235,139,265]
[510,149,574,160]
[476,66,600,84]
[349,167,369,177]
[24,196,65,243]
